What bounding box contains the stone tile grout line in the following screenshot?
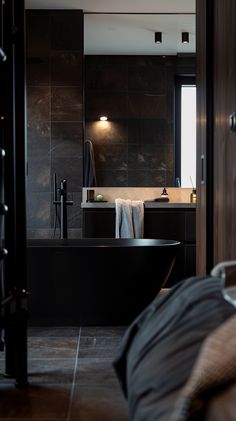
[66,327,81,421]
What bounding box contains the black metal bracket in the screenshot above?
[53,173,74,239]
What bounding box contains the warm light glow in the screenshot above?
[93,120,111,131]
[100,116,108,121]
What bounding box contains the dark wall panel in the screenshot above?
[213,0,236,263]
[26,10,84,239]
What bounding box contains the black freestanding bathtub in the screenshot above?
[27,238,180,326]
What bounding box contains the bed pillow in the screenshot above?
[113,275,236,421]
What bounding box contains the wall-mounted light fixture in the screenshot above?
[182,32,189,43]
[99,116,108,121]
[155,32,162,44]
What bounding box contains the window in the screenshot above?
[175,76,196,188]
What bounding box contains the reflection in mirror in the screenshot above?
[84,14,196,188]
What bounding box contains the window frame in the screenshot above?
[175,75,196,187]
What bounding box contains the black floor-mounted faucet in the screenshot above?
[53,173,74,239]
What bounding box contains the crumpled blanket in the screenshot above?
[170,314,236,420]
[113,276,236,421]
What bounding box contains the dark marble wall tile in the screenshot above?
[128,118,168,144]
[27,157,50,192]
[127,55,173,68]
[68,228,82,238]
[27,121,50,157]
[127,93,167,119]
[166,170,175,186]
[51,14,83,51]
[26,11,84,238]
[26,15,50,56]
[141,119,169,144]
[27,192,51,229]
[51,158,82,191]
[27,228,52,239]
[176,55,196,75]
[26,59,50,86]
[96,170,128,187]
[38,228,82,239]
[166,144,174,170]
[85,120,128,144]
[26,14,50,85]
[51,52,83,86]
[85,57,128,91]
[51,87,83,122]
[128,169,169,187]
[27,86,50,122]
[67,192,82,229]
[51,123,82,158]
[51,192,82,230]
[128,65,167,92]
[95,145,127,171]
[167,122,175,145]
[128,145,167,170]
[86,93,127,120]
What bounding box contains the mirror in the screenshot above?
[84,14,196,188]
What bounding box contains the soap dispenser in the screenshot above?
[161,187,169,198]
[189,176,197,203]
[155,187,169,202]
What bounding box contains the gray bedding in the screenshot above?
[113,276,236,421]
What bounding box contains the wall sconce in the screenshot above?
[155,32,162,44]
[100,116,108,121]
[182,32,189,43]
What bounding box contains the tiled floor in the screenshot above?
[0,326,130,420]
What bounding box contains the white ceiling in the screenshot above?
[25,0,196,55]
[84,14,195,55]
[25,0,195,13]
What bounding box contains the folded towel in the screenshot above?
[132,200,144,238]
[115,198,144,239]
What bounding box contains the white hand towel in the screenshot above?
[115,198,144,239]
[131,200,144,238]
[115,198,133,238]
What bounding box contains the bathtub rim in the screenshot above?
[27,238,181,248]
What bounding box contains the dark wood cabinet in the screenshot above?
[144,208,196,285]
[83,209,115,238]
[82,206,196,285]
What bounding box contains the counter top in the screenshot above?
[81,202,196,209]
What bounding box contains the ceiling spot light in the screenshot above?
[100,116,108,121]
[155,32,162,44]
[182,32,189,43]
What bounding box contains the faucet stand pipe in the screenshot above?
[53,173,74,239]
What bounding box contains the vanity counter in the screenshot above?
[81,201,196,209]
